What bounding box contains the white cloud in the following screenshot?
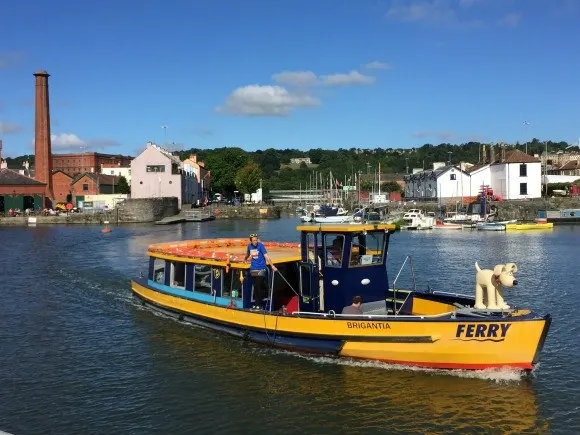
[386,0,483,28]
[0,121,24,135]
[365,61,390,70]
[272,70,319,87]
[497,12,521,27]
[29,133,120,150]
[217,85,320,117]
[51,133,86,149]
[321,70,375,86]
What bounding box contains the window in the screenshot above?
[520,183,528,195]
[153,258,166,284]
[324,234,344,268]
[223,268,243,298]
[450,174,456,180]
[194,264,212,294]
[82,183,89,191]
[146,165,165,172]
[171,261,185,289]
[349,232,385,268]
[519,164,527,177]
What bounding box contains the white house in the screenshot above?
[130,142,196,208]
[403,162,471,201]
[404,150,542,201]
[101,163,132,183]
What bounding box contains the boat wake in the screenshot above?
[265,349,527,383]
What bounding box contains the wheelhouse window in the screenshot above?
[324,233,344,268]
[519,164,527,177]
[349,232,385,267]
[153,258,165,284]
[171,261,185,289]
[146,165,165,172]
[520,183,528,195]
[194,264,212,294]
[306,233,316,264]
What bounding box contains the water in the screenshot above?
[1,219,579,434]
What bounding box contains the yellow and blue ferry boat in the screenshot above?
[131,224,551,370]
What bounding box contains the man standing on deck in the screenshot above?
[244,233,277,310]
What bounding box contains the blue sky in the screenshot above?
[0,0,579,157]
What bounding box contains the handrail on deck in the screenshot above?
[291,310,455,320]
[391,255,416,315]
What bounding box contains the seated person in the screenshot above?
[326,237,343,266]
[342,295,363,315]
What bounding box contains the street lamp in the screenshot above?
[523,121,531,154]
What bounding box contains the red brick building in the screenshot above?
[71,173,119,201]
[0,168,47,212]
[52,170,74,204]
[52,152,133,176]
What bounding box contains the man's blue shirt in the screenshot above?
[247,242,268,270]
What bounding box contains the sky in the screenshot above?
[0,0,579,157]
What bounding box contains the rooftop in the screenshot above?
[0,168,46,186]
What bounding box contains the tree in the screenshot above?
[381,181,402,192]
[235,162,262,194]
[117,175,131,194]
[204,147,249,194]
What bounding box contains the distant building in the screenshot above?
[52,152,133,176]
[71,173,119,203]
[0,168,46,212]
[52,170,74,204]
[290,157,312,165]
[404,148,542,201]
[182,154,211,205]
[130,142,195,208]
[101,162,132,183]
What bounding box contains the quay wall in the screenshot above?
[386,198,580,221]
[210,204,281,219]
[117,198,178,223]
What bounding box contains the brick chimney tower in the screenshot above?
[34,70,53,201]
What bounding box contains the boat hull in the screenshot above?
[505,223,554,231]
[132,280,550,370]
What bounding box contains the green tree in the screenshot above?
[235,162,262,194]
[204,147,249,194]
[381,181,402,192]
[116,175,131,194]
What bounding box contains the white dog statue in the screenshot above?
[474,262,518,310]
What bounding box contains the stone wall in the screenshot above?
[117,197,179,222]
[211,204,281,219]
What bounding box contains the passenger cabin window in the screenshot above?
[171,261,185,289]
[306,233,316,264]
[324,233,344,268]
[223,269,243,298]
[349,232,385,267]
[153,258,165,284]
[194,264,212,294]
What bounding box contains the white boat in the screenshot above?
[476,222,505,231]
[401,209,435,230]
[313,215,354,224]
[433,221,463,230]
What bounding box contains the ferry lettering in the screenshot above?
[347,322,391,330]
[455,323,512,340]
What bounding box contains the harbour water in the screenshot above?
[1,219,579,434]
